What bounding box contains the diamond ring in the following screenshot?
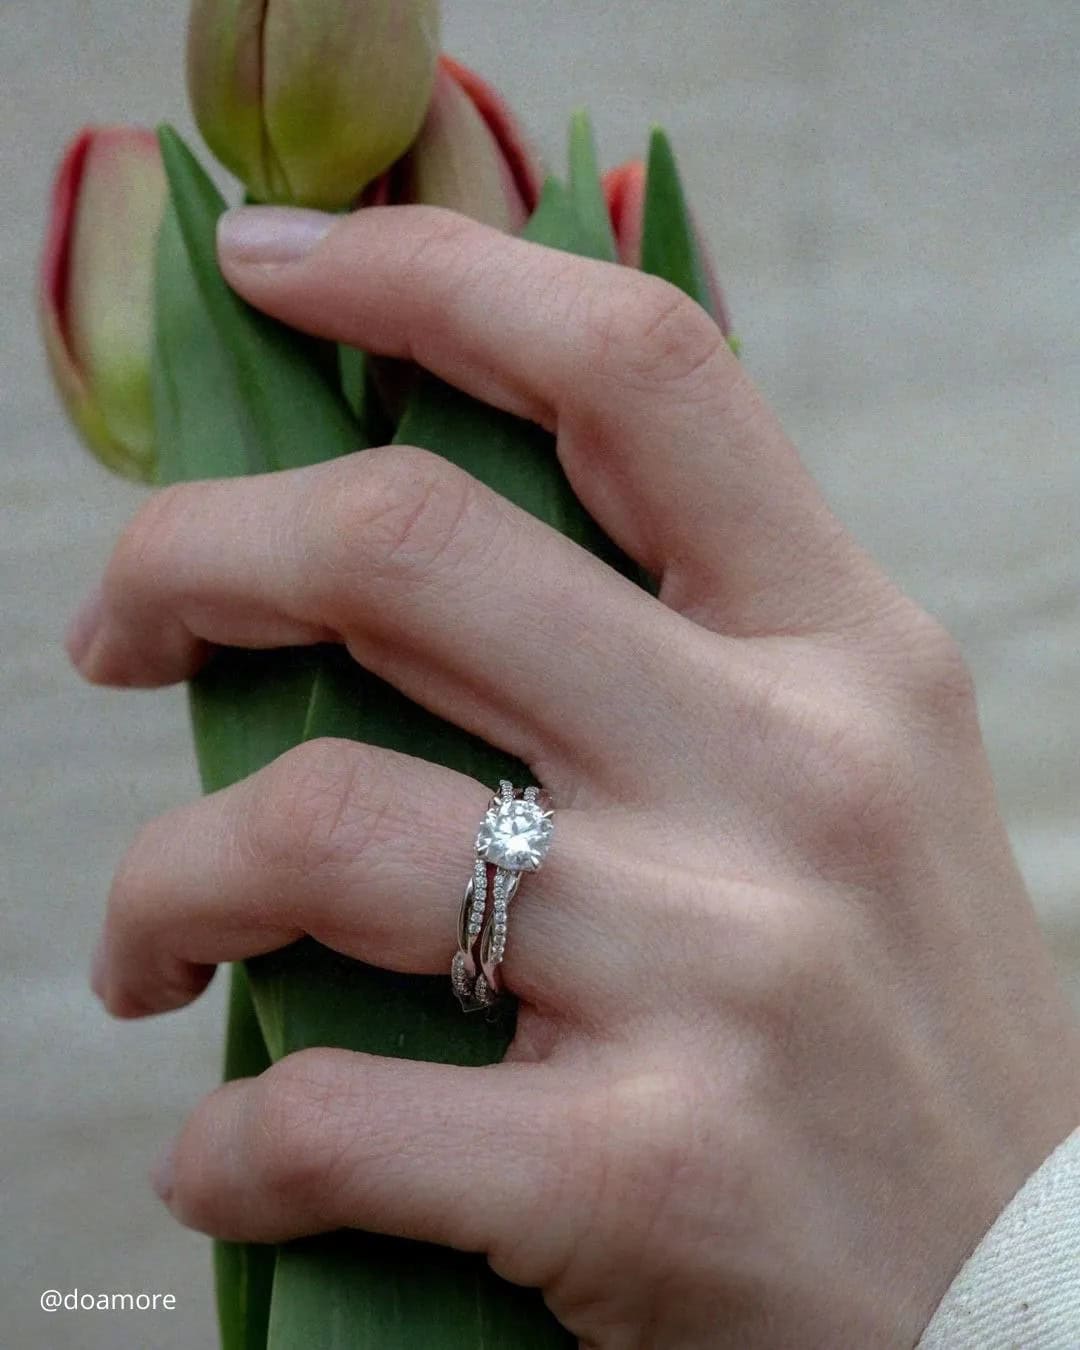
[451,780,555,1011]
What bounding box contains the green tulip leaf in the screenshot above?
[566,110,617,262]
[214,966,275,1350]
[337,345,395,442]
[270,1232,558,1350]
[640,127,714,315]
[155,131,358,1350]
[156,128,395,1350]
[157,126,362,465]
[153,201,264,481]
[640,128,740,356]
[517,175,584,253]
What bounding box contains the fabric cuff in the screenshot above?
[918,1125,1080,1349]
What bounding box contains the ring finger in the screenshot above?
[94,737,627,1022]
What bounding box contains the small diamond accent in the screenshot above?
[451,952,470,1000]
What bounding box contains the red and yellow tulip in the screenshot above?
[40,126,165,482]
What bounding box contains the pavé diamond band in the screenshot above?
[451,780,555,1012]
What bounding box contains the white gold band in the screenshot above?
[451,779,554,1012]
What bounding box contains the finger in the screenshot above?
[217,204,896,637]
[97,739,624,1021]
[157,1047,578,1280]
[69,446,695,788]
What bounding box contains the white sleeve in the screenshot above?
[917,1126,1080,1349]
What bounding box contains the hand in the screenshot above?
[70,205,1080,1349]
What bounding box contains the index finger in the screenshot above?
[217,205,891,640]
[218,203,706,435]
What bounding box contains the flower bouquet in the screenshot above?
[40,2,735,1346]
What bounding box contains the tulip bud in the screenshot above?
[187,0,441,209]
[364,54,543,231]
[40,127,165,483]
[603,159,733,338]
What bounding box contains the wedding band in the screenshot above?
[451,780,555,1012]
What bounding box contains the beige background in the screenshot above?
[2,1,1078,1345]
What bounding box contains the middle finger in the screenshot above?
[70,447,699,793]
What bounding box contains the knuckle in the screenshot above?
[169,1099,222,1228]
[645,873,733,981]
[570,1070,710,1254]
[897,607,979,726]
[318,447,483,586]
[603,1070,699,1183]
[106,821,160,934]
[249,738,386,877]
[739,661,920,854]
[106,842,142,929]
[559,1067,777,1292]
[708,902,870,1119]
[759,682,920,870]
[812,706,917,858]
[398,210,482,290]
[586,275,726,394]
[251,1051,355,1205]
[104,483,193,600]
[731,898,848,1016]
[485,1092,587,1286]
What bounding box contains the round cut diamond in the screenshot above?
[476,798,554,871]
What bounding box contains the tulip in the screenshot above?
[354,54,544,421]
[40,127,165,483]
[603,158,733,338]
[363,54,543,231]
[187,0,441,209]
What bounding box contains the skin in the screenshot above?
[69,205,1080,1349]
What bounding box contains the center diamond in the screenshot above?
[476,798,554,872]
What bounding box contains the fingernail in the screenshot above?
[217,206,335,266]
[66,585,104,668]
[90,936,107,1000]
[150,1139,177,1204]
